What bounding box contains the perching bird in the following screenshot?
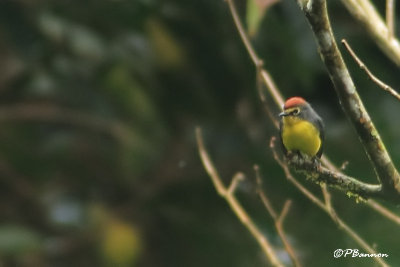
[279,97,324,159]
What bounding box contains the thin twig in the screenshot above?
[228,173,245,195]
[274,200,302,267]
[368,200,400,225]
[256,62,280,128]
[196,128,284,267]
[342,39,400,101]
[277,200,291,225]
[255,165,278,219]
[386,0,395,38]
[255,165,302,267]
[226,0,284,107]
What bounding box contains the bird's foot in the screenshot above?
[312,157,322,171]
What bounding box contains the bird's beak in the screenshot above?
[279,111,288,117]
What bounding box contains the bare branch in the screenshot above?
[256,62,280,128]
[226,0,284,107]
[386,0,395,38]
[277,200,291,225]
[254,165,278,219]
[297,0,400,201]
[368,200,400,226]
[275,200,302,267]
[341,0,400,66]
[196,128,284,267]
[342,39,400,101]
[255,165,302,267]
[228,172,245,195]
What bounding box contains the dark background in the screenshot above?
[0,0,399,266]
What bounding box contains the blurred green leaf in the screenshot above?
[0,225,41,255]
[246,0,280,37]
[146,18,185,69]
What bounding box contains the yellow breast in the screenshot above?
[281,116,321,157]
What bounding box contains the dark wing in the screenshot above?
[304,105,325,158]
[278,118,288,156]
[314,115,325,158]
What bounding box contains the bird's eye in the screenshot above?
[292,108,300,115]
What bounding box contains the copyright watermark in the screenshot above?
[334,249,389,258]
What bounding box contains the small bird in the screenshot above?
[279,97,324,159]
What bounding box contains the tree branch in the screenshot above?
[203,1,400,265]
[287,155,383,200]
[255,165,302,267]
[196,128,284,267]
[269,137,389,267]
[226,0,284,107]
[296,0,400,202]
[342,39,400,102]
[386,0,395,38]
[368,199,400,225]
[341,0,400,66]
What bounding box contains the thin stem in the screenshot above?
[196,128,284,267]
[275,200,302,267]
[256,63,280,128]
[342,39,400,101]
[226,0,284,107]
[368,200,400,225]
[277,200,292,224]
[228,173,245,195]
[255,165,302,267]
[254,165,278,219]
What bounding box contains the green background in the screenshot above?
[0,0,399,266]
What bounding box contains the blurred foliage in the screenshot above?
[0,0,399,266]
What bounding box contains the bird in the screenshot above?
[279,97,324,159]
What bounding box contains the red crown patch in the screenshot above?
[284,97,306,109]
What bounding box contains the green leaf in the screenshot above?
[246,0,280,37]
[0,225,42,255]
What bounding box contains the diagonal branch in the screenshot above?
[296,0,400,202]
[196,128,284,267]
[341,39,400,102]
[368,199,400,225]
[341,0,400,66]
[255,165,302,267]
[226,0,284,107]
